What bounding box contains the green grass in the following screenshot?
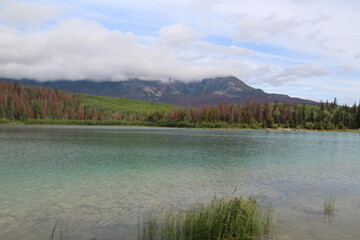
[324,197,335,221]
[75,94,175,114]
[0,118,25,125]
[24,119,154,126]
[0,119,9,124]
[139,195,274,240]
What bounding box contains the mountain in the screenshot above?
[1,77,316,106]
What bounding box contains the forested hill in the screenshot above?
[1,77,316,106]
[1,81,359,130]
[0,81,174,122]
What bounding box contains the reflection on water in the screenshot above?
[0,125,359,239]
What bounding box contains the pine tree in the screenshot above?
[331,98,337,109]
[255,102,263,124]
[356,101,360,128]
[280,102,291,125]
[272,101,280,124]
[0,105,6,119]
[263,101,273,128]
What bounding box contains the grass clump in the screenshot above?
[323,197,335,221]
[139,195,274,240]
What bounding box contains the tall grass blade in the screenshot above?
[139,194,274,240]
[324,197,335,222]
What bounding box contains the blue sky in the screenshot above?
[0,0,359,104]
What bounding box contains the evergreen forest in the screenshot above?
[1,81,359,130]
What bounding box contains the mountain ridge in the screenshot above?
[0,77,316,106]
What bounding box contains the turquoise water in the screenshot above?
[0,125,359,239]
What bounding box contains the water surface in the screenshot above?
[0,125,359,239]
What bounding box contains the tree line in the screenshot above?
[0,81,152,122]
[1,81,359,130]
[156,99,360,130]
[0,81,106,121]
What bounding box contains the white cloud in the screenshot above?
[156,23,203,48]
[0,19,240,81]
[0,1,60,28]
[251,65,331,86]
[233,16,305,43]
[195,42,253,58]
[0,0,359,104]
[188,0,360,68]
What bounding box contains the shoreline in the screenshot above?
[1,121,359,133]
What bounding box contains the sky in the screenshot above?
[0,0,359,104]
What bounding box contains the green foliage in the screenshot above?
[139,195,274,240]
[75,94,173,115]
[357,104,360,128]
[24,119,154,126]
[175,120,195,128]
[1,81,359,130]
[0,117,9,124]
[0,105,5,119]
[0,81,175,124]
[324,197,335,222]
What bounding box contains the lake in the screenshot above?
[0,125,359,239]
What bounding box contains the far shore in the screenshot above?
[1,121,359,133]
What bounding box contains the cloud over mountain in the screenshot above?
[0,19,240,81]
[0,0,359,104]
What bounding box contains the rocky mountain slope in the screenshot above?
[1,77,316,106]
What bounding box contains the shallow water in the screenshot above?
[0,125,359,239]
